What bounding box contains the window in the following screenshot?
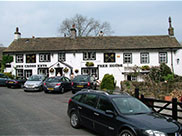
[104,53,115,63]
[39,53,50,62]
[58,53,65,62]
[24,70,32,78]
[38,68,49,77]
[81,67,99,79]
[16,69,23,78]
[159,52,167,63]
[83,52,96,60]
[80,94,98,107]
[26,54,36,63]
[123,53,132,64]
[127,75,137,81]
[140,52,149,64]
[97,96,114,111]
[16,54,24,63]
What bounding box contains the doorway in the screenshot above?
[55,68,63,76]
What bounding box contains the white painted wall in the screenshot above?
[5,48,182,87]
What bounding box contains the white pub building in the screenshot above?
[3,17,182,87]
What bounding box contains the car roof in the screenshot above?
[75,89,131,98]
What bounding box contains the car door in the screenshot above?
[63,77,71,90]
[78,93,98,130]
[94,96,117,136]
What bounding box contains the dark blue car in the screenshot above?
[0,73,11,86]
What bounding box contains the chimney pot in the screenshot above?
[14,27,21,40]
[70,24,77,39]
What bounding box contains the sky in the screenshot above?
[0,1,182,47]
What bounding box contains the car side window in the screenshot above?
[97,96,114,112]
[72,94,82,102]
[64,77,70,82]
[80,94,97,107]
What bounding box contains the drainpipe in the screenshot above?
[171,49,174,73]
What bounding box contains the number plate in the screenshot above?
[48,88,54,91]
[9,82,14,84]
[77,85,83,88]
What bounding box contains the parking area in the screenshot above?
[0,87,97,135]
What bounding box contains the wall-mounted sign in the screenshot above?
[98,64,123,68]
[16,65,23,68]
[25,65,36,68]
[38,64,47,68]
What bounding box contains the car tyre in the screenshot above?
[119,129,135,136]
[70,111,80,129]
[60,87,64,94]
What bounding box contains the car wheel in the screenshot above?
[70,111,80,128]
[119,129,135,136]
[60,88,64,94]
[20,84,24,88]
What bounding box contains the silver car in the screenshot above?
[24,75,46,92]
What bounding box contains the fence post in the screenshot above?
[172,98,178,121]
[135,88,139,99]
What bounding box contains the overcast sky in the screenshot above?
[0,1,182,47]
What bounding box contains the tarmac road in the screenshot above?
[0,87,97,135]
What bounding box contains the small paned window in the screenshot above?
[26,54,36,63]
[123,53,132,64]
[104,53,115,63]
[58,53,66,62]
[140,52,149,64]
[16,69,23,78]
[159,52,167,63]
[39,53,50,62]
[16,54,24,63]
[83,52,96,60]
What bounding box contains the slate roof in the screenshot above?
[4,35,182,53]
[0,47,7,60]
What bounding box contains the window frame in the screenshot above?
[58,53,66,62]
[159,52,167,63]
[83,52,96,60]
[16,54,24,63]
[39,53,51,62]
[104,53,116,63]
[26,54,36,63]
[140,52,149,64]
[123,53,132,64]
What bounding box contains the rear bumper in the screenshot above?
[43,86,60,92]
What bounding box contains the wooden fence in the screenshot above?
[135,88,182,121]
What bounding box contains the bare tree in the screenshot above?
[58,14,113,37]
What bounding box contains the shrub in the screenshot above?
[141,65,150,70]
[4,72,15,79]
[100,74,115,93]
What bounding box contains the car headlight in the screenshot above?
[35,83,41,87]
[145,130,166,136]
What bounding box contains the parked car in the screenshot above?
[6,77,26,88]
[67,89,182,136]
[24,75,46,92]
[43,76,71,93]
[71,75,97,94]
[0,73,11,86]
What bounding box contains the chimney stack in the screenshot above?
[70,24,77,39]
[99,31,104,36]
[14,27,21,40]
[168,16,174,36]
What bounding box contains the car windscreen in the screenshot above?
[46,77,61,82]
[112,97,151,115]
[73,75,89,82]
[28,75,43,81]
